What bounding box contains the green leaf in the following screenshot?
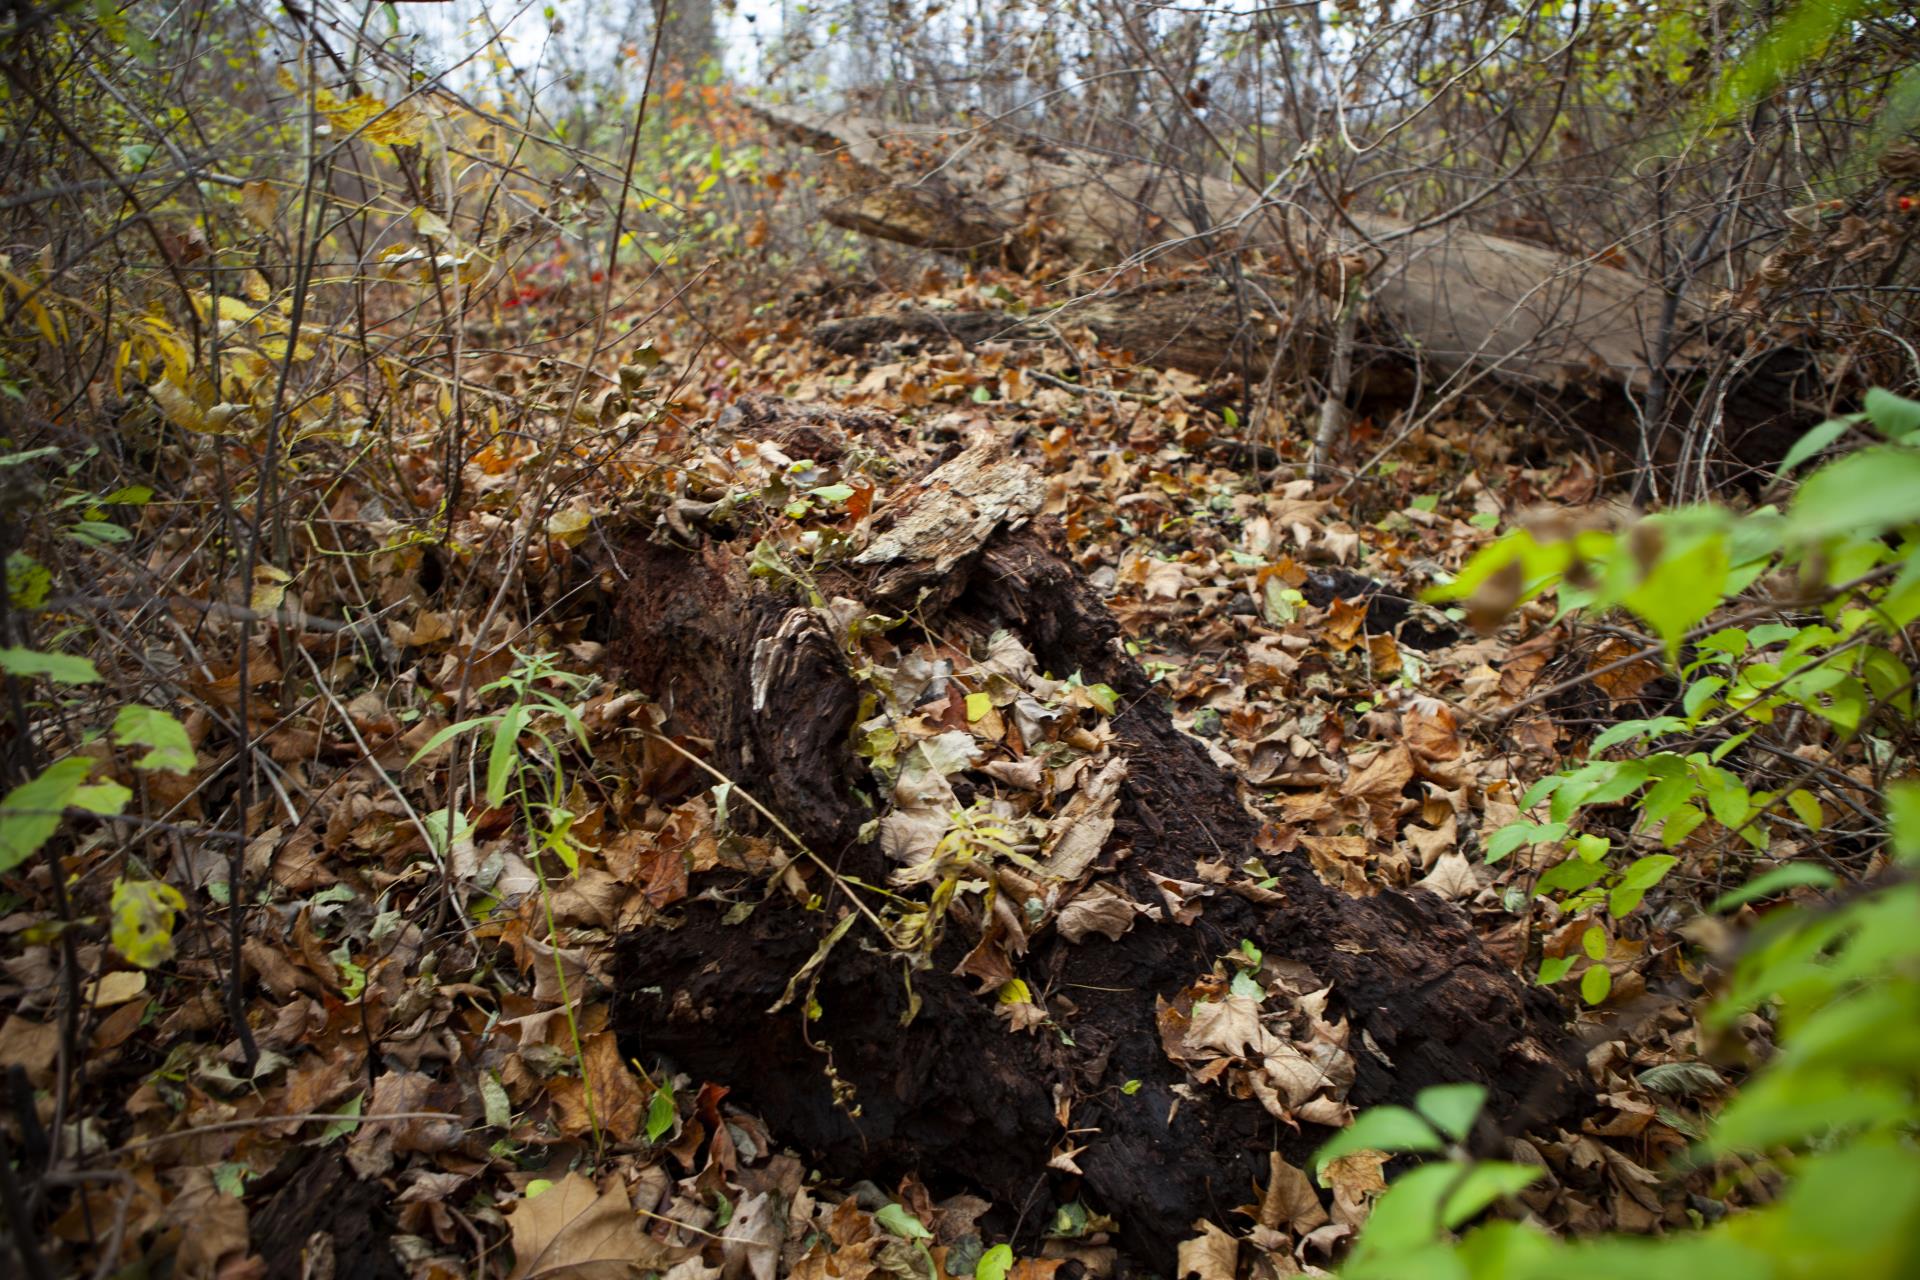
[1864,388,1920,441]
[1700,767,1751,829]
[875,1203,933,1241]
[975,1244,1014,1280]
[408,713,498,764]
[810,483,855,503]
[1313,1105,1442,1181]
[1538,954,1577,985]
[1536,857,1606,896]
[1889,781,1920,863]
[1789,445,1920,543]
[1484,821,1544,864]
[1710,862,1838,912]
[486,702,528,807]
[111,875,187,968]
[1581,964,1613,1005]
[1590,715,1684,752]
[6,552,49,610]
[1623,531,1728,657]
[0,647,100,684]
[1436,1162,1543,1230]
[70,781,131,816]
[646,1081,676,1142]
[1609,854,1677,915]
[1414,1083,1486,1142]
[1683,676,1728,720]
[1786,788,1824,832]
[318,1093,363,1145]
[1777,414,1856,475]
[1661,804,1707,848]
[971,384,993,404]
[1581,925,1608,960]
[0,756,94,872]
[111,705,196,773]
[70,520,131,546]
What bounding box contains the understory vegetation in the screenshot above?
[0,0,1916,1278]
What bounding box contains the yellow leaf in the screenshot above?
[251,564,291,613]
[545,507,593,547]
[111,877,187,969]
[240,180,278,231]
[317,88,424,147]
[87,970,147,1006]
[148,376,209,432]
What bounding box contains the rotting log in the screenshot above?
[758,104,1687,390]
[607,398,1583,1267]
[764,105,1819,467]
[811,276,1295,383]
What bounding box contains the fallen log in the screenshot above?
[764,105,1819,467]
[760,105,1686,388]
[811,275,1289,382]
[608,398,1581,1267]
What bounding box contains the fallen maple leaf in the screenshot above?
[1175,1219,1239,1280]
[507,1172,684,1280]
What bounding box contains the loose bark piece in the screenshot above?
[608,398,1582,1268]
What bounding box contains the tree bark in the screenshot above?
[607,397,1582,1267]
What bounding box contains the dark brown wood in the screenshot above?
[607,399,1583,1267]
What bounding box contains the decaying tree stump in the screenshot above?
[608,398,1581,1267]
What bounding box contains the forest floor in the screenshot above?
[6,253,1766,1280]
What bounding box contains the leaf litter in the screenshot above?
[4,200,1788,1280]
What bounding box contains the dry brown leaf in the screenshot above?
[1175,1219,1239,1280]
[1301,836,1370,895]
[1056,882,1143,943]
[507,1172,683,1280]
[1253,1152,1330,1234]
[1403,699,1462,762]
[1339,745,1414,833]
[1416,851,1479,900]
[720,1190,784,1280]
[1039,757,1128,879]
[1185,994,1270,1060]
[0,1014,61,1087]
[167,1166,251,1278]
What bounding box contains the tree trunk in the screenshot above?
[655,0,716,72]
[607,397,1582,1268]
